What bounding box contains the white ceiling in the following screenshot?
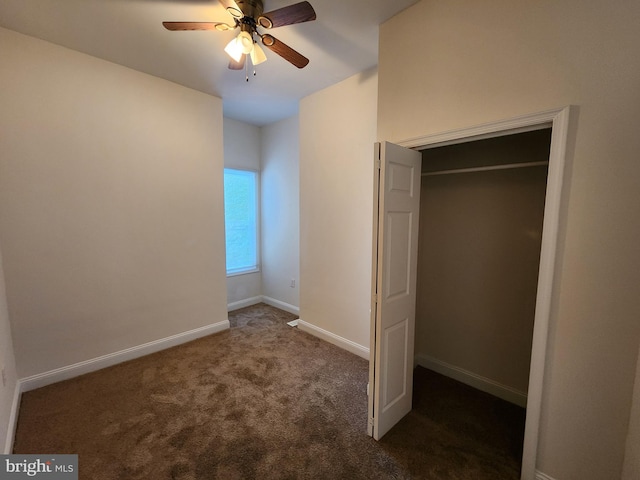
[0,0,418,126]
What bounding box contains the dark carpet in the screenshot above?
[13,303,525,479]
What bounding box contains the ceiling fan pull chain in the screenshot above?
[245,57,249,82]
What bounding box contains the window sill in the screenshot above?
[226,268,260,278]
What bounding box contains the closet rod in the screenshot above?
[421,160,549,177]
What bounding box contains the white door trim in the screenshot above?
[396,106,571,480]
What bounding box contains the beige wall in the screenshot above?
[223,118,262,307]
[300,68,378,352]
[0,245,18,452]
[0,28,228,378]
[416,131,549,394]
[378,1,640,478]
[261,115,300,310]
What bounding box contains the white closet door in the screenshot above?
[369,141,421,440]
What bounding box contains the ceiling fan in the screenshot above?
[163,0,316,73]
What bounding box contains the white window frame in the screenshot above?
[223,168,260,277]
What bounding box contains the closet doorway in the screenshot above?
[415,128,550,474]
[415,127,551,409]
[368,107,571,480]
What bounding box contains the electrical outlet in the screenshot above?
[290,279,296,288]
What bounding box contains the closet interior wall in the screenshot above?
[415,129,552,402]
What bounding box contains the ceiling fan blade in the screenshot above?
[261,34,309,69]
[228,54,246,70]
[259,1,316,28]
[163,22,233,31]
[218,0,243,18]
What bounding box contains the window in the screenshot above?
[223,168,259,276]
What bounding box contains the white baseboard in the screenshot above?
[228,295,300,316]
[535,471,557,480]
[415,353,528,408]
[298,320,369,360]
[227,296,263,312]
[4,380,22,454]
[261,296,300,315]
[20,320,230,392]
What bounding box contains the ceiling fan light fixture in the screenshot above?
[250,42,267,65]
[164,0,317,73]
[224,37,244,62]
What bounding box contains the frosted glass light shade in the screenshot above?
[224,37,244,62]
[250,43,267,65]
[238,31,254,54]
